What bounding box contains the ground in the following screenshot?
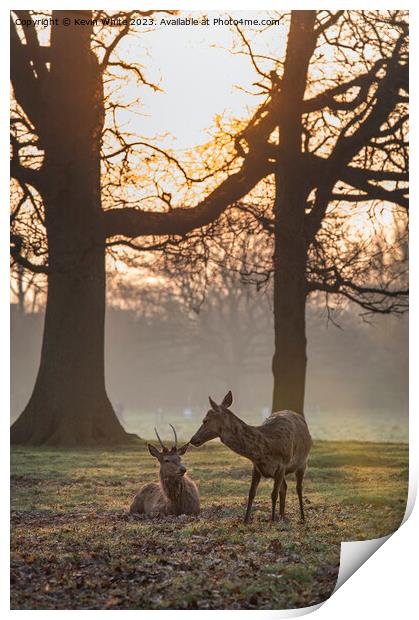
[11,440,408,610]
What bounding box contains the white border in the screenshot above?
[2,3,416,618]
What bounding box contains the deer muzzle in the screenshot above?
[190,427,217,447]
[190,431,203,447]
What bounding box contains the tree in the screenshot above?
[9,10,273,445]
[239,11,408,411]
[155,10,408,413]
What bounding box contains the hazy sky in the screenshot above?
[115,11,284,149]
[109,11,399,242]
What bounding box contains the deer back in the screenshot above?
[129,482,168,515]
[261,410,312,469]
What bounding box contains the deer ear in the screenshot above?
[177,442,189,455]
[148,444,161,460]
[209,396,219,411]
[221,390,233,408]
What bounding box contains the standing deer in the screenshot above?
[130,425,200,516]
[190,391,312,523]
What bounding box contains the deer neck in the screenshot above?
[220,413,266,462]
[160,473,185,509]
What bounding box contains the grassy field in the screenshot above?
[11,441,408,610]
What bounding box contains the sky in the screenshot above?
[112,11,285,149]
[106,10,403,243]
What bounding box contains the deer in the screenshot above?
[129,424,200,517]
[190,391,312,524]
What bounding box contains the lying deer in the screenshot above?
[190,391,312,523]
[130,425,200,517]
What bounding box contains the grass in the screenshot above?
[10,440,408,610]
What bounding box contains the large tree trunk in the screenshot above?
[271,187,308,413]
[271,12,316,413]
[11,13,132,446]
[10,241,130,446]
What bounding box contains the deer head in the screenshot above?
[148,424,190,479]
[190,391,233,447]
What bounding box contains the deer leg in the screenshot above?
[271,466,285,522]
[296,468,306,522]
[279,478,287,518]
[244,467,261,524]
[271,472,283,521]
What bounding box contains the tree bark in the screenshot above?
[10,240,130,446]
[11,13,132,446]
[271,12,316,413]
[271,178,308,413]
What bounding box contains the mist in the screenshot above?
[11,298,408,443]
